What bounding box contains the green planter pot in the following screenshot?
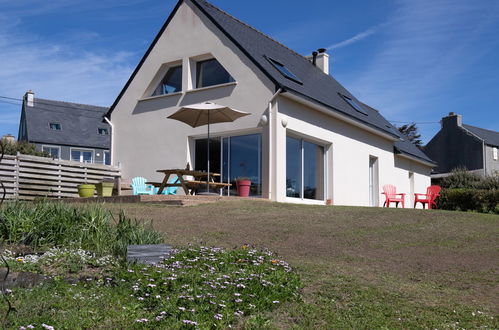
[96,182,114,197]
[77,184,95,198]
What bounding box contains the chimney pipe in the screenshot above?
[312,51,318,66]
[25,90,34,107]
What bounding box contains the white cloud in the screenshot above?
[327,26,379,50]
[346,0,499,120]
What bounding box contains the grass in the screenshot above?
[2,246,300,329]
[104,200,499,328]
[0,201,163,256]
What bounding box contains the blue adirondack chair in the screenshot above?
[131,177,156,195]
[157,175,180,195]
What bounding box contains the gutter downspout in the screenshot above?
[103,116,114,166]
[268,88,282,200]
[483,141,487,176]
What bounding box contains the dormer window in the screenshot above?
[49,122,61,130]
[152,65,182,96]
[98,128,109,135]
[196,59,234,88]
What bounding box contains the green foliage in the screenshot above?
[0,202,163,256]
[436,188,499,214]
[2,246,301,329]
[440,168,499,190]
[397,122,423,149]
[1,139,49,157]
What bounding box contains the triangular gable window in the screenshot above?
[196,59,234,88]
[152,65,182,96]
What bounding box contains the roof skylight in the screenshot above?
[266,57,302,84]
[340,94,368,115]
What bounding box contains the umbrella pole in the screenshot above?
[207,112,210,194]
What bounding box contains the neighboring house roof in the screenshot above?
[462,124,499,147]
[23,98,110,149]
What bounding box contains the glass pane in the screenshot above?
[229,134,261,196]
[71,150,80,162]
[104,152,111,165]
[152,65,182,96]
[196,59,234,88]
[194,138,221,177]
[82,151,93,163]
[286,136,301,198]
[303,141,324,200]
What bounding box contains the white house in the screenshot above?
[105,0,435,206]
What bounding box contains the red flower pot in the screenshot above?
[236,180,251,197]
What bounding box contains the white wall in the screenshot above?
[274,96,431,207]
[111,1,275,184]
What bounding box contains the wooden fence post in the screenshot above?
[14,152,20,199]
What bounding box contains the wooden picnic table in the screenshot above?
[149,169,231,195]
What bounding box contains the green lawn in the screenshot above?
[105,201,499,329]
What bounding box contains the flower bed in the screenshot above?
[2,246,301,329]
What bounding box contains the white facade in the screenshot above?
[109,0,433,207]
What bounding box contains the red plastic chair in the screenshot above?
[382,184,405,208]
[414,185,441,209]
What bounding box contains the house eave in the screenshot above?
[281,91,400,142]
[394,150,436,167]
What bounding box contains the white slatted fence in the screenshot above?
[0,153,121,200]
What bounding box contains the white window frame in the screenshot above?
[103,151,111,165]
[285,133,327,204]
[493,147,498,161]
[70,147,94,163]
[41,145,61,159]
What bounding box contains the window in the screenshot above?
[152,65,182,96]
[196,59,234,88]
[195,134,262,196]
[286,136,325,200]
[49,123,61,130]
[98,128,109,135]
[494,147,498,161]
[266,57,302,84]
[340,94,368,115]
[71,149,93,163]
[104,151,111,165]
[42,146,60,159]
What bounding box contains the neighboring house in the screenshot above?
[425,112,499,176]
[18,91,111,165]
[105,0,435,206]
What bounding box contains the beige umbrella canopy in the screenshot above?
[167,102,250,194]
[167,102,250,128]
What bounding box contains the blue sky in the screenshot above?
[1,0,498,142]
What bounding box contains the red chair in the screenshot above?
[382,184,405,208]
[414,185,441,209]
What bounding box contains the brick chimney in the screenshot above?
[25,90,34,107]
[307,48,330,75]
[441,112,462,128]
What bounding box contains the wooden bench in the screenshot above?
[147,180,231,195]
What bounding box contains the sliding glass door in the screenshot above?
[286,136,325,201]
[195,133,262,196]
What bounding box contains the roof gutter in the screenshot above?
[281,91,399,142]
[103,116,114,166]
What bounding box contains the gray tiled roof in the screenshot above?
[24,98,110,149]
[192,0,400,139]
[462,124,499,147]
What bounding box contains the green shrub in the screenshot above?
[0,201,163,256]
[436,189,499,214]
[440,168,499,190]
[1,139,49,157]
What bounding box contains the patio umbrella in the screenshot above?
[167,101,250,194]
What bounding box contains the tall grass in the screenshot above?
[0,201,163,256]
